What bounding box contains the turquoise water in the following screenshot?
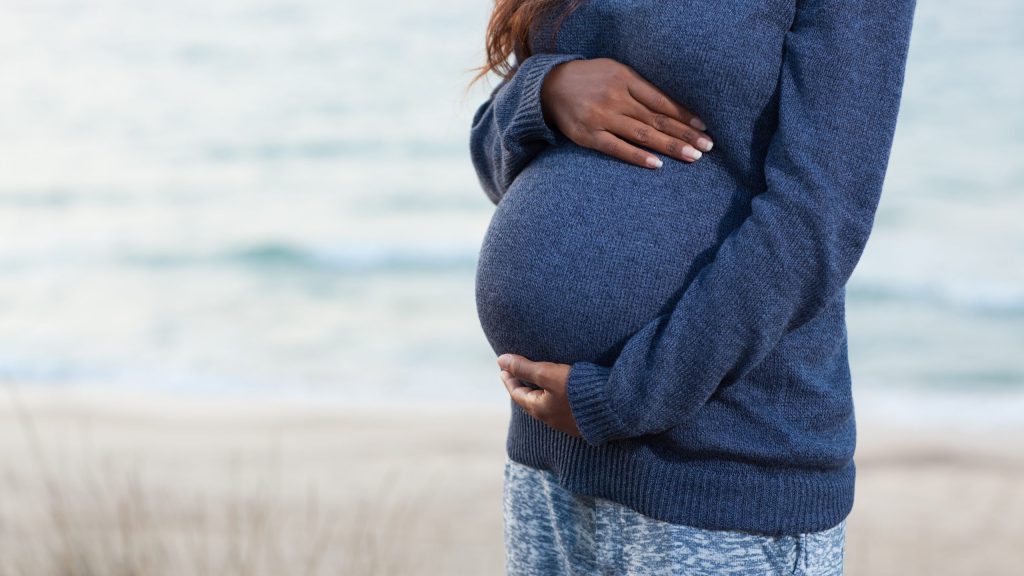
[0,0,1021,418]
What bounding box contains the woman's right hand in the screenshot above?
[540,58,713,169]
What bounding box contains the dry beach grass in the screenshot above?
[1,385,1022,576]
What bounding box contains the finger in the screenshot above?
[607,113,704,163]
[505,355,552,391]
[622,99,714,154]
[501,370,545,415]
[588,129,664,169]
[624,73,707,131]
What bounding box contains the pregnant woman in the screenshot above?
[469,0,916,574]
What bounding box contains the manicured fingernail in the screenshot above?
[690,117,707,131]
[683,146,702,161]
[697,138,713,152]
[646,156,663,169]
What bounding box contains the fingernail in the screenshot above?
[690,117,707,131]
[696,137,713,152]
[683,146,702,161]
[646,156,663,169]
[497,354,509,368]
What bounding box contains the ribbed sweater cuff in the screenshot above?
[566,361,630,447]
[505,53,587,146]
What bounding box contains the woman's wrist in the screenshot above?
[540,60,576,132]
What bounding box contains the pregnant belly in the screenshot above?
[475,144,749,365]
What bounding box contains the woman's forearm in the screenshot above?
[469,52,586,205]
[565,0,919,447]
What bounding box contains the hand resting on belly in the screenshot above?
[541,57,715,169]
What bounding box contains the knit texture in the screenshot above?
[471,0,916,536]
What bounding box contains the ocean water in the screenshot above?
[0,0,1021,420]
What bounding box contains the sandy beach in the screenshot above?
[2,385,1022,576]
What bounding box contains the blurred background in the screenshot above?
[0,0,1021,574]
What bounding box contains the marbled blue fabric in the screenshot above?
[471,0,918,535]
[504,459,846,575]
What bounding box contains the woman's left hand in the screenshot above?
[498,353,582,439]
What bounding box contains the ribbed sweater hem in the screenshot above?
[506,399,855,537]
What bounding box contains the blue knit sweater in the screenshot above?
[471,0,916,536]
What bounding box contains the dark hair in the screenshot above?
[467,0,584,88]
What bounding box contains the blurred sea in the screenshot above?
[0,0,1021,422]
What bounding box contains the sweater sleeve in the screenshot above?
[565,0,918,446]
[470,52,587,205]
